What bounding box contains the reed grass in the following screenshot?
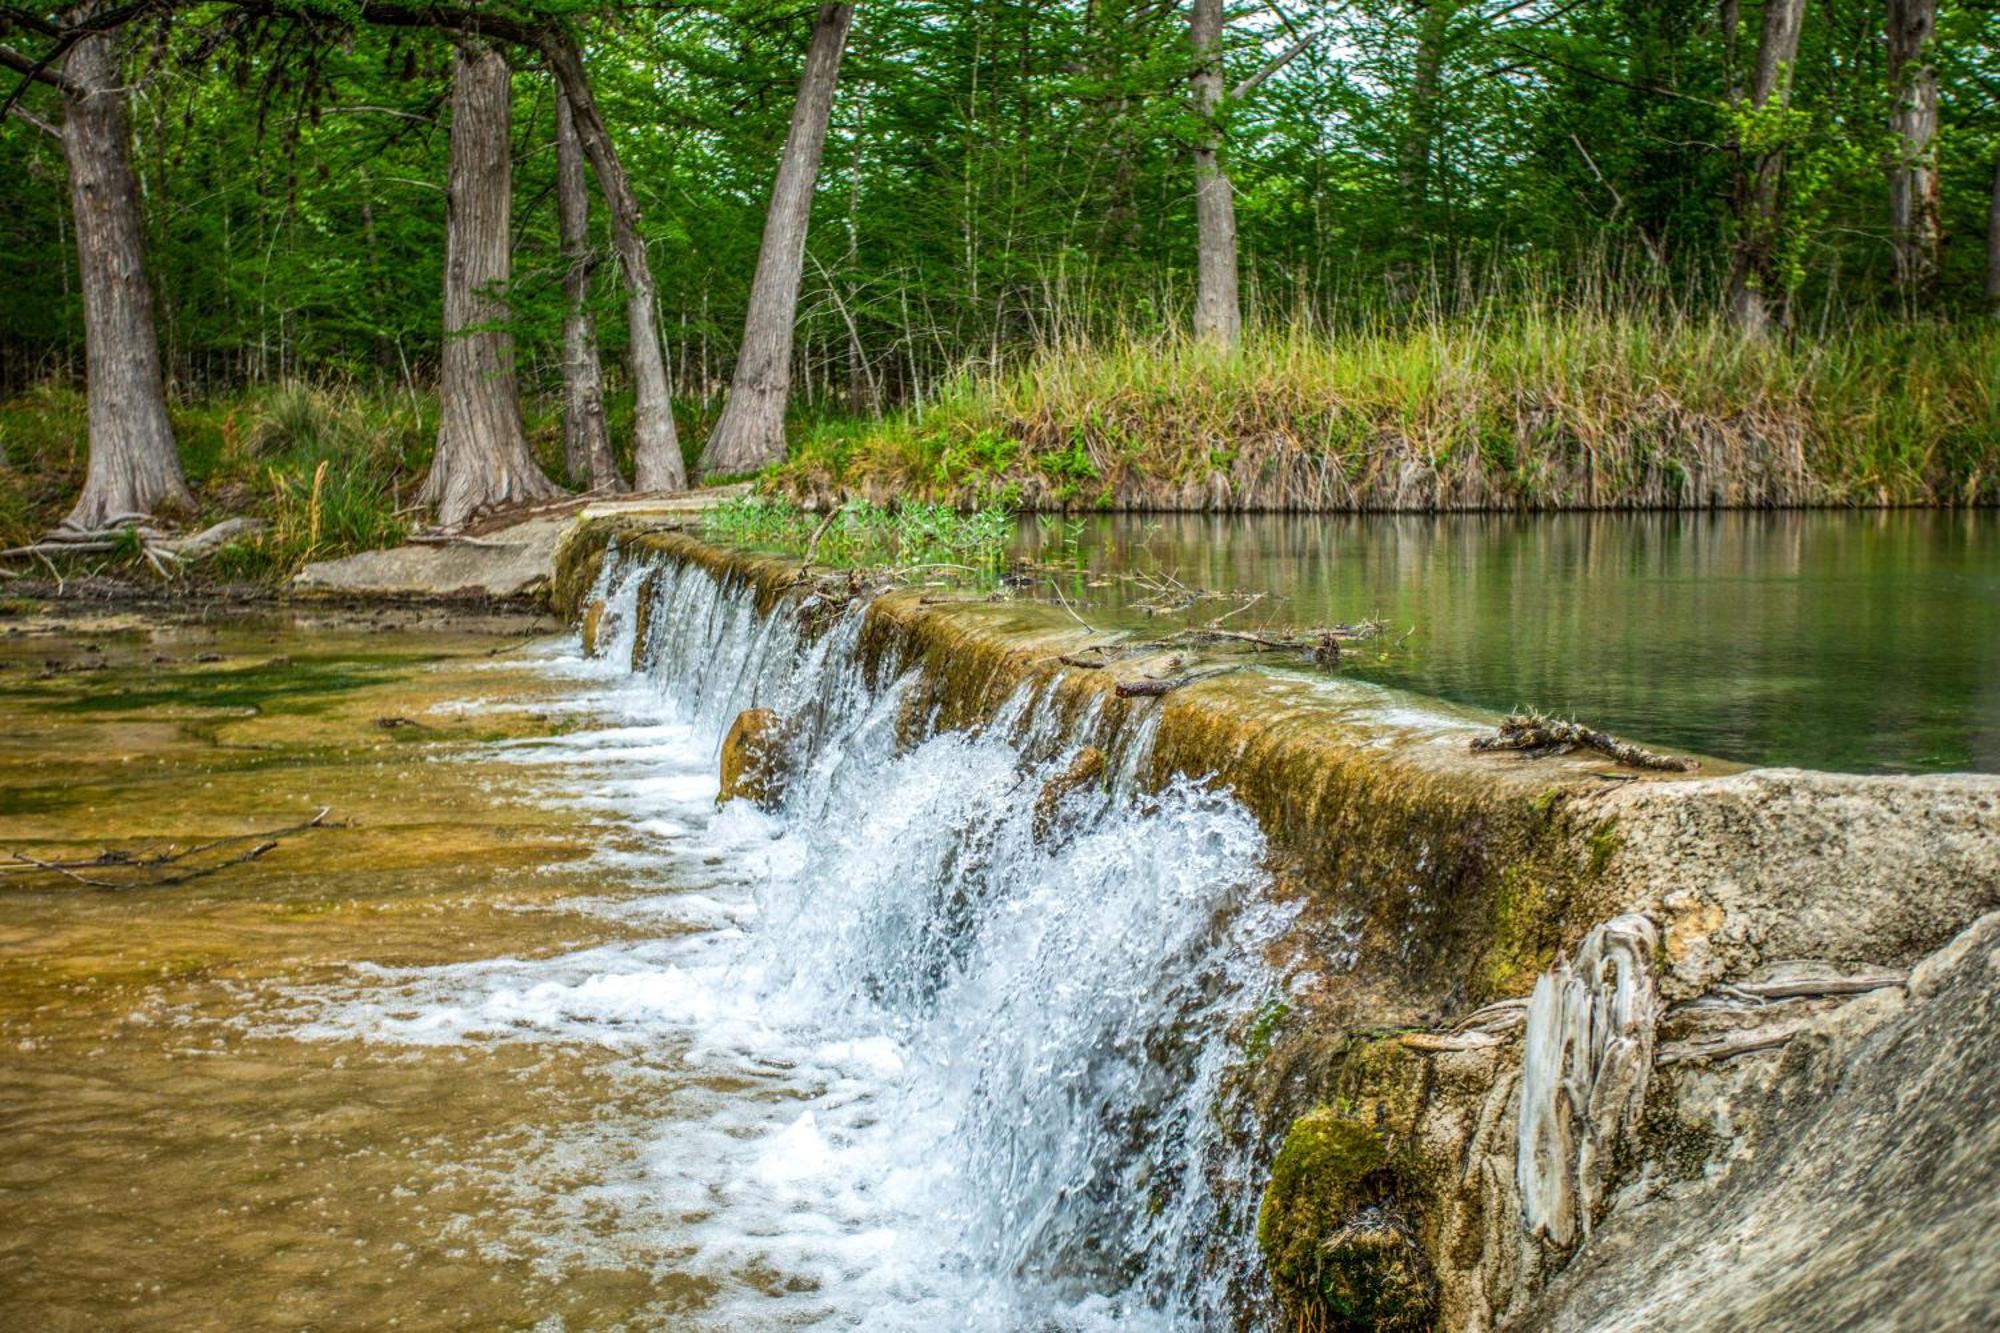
[777,310,2000,510]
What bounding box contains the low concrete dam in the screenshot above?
[554,517,1999,1330]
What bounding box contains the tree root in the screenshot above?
[1471,712,1698,772]
[0,517,265,577]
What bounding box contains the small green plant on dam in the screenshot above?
[702,495,1013,570]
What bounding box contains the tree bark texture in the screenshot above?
[419,42,559,529]
[1988,155,2000,318]
[1886,0,1940,293]
[554,91,622,492]
[1189,0,1241,348]
[59,29,192,531]
[1726,0,1807,335]
[540,31,685,492]
[1401,0,1454,228]
[699,4,856,478]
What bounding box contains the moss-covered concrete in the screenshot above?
[554,517,2000,1013]
[718,708,790,808]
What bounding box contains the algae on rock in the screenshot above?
[1257,1103,1438,1332]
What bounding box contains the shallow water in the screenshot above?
[0,586,1283,1330]
[1012,510,2000,773]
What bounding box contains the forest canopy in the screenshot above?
[1,1,1996,548]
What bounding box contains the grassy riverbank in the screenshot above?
[0,382,429,579]
[5,311,1995,589]
[775,314,2000,510]
[0,382,723,583]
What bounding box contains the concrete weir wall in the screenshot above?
[555,516,2000,1331]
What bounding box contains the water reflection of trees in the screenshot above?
[1013,511,1999,773]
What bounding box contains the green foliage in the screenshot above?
[0,0,1993,545]
[703,494,1012,569]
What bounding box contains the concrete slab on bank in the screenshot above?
[291,486,744,602]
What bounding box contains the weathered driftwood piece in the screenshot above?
[5,807,338,890]
[1473,713,1698,772]
[1450,997,1530,1034]
[1657,1018,1818,1067]
[1517,913,1660,1249]
[1716,971,1904,1002]
[1400,1030,1503,1052]
[1114,665,1240,698]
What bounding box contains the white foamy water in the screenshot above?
[278,547,1290,1329]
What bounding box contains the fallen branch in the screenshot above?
[1115,664,1241,698]
[406,532,520,549]
[1472,712,1698,772]
[5,807,340,890]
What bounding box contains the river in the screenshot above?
[3,508,1995,1328]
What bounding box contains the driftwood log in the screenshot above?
[1114,665,1240,698]
[1472,712,1698,772]
[1517,914,1661,1249]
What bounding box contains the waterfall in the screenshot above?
[285,543,1291,1329]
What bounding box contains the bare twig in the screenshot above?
[1115,664,1241,698]
[5,807,340,891]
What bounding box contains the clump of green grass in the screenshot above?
[704,494,1013,568]
[774,310,2000,510]
[193,381,422,579]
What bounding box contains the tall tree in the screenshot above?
[49,27,194,531]
[1401,0,1458,235]
[1988,154,2000,318]
[699,3,855,477]
[554,88,621,491]
[539,29,686,492]
[1886,0,1941,293]
[419,40,559,528]
[1727,0,1809,334]
[1188,0,1240,347]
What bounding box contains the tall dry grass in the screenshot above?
[777,307,1999,511]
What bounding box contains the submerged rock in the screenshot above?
[719,708,791,808]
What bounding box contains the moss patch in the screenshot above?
[1257,1106,1436,1331]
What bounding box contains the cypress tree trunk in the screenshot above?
[1886,0,1940,294]
[1726,0,1807,336]
[59,29,192,532]
[419,42,559,529]
[1988,155,2000,319]
[540,32,685,492]
[555,91,622,492]
[1401,0,1452,230]
[1188,0,1241,348]
[700,4,856,478]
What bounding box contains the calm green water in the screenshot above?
[1012,511,2000,774]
